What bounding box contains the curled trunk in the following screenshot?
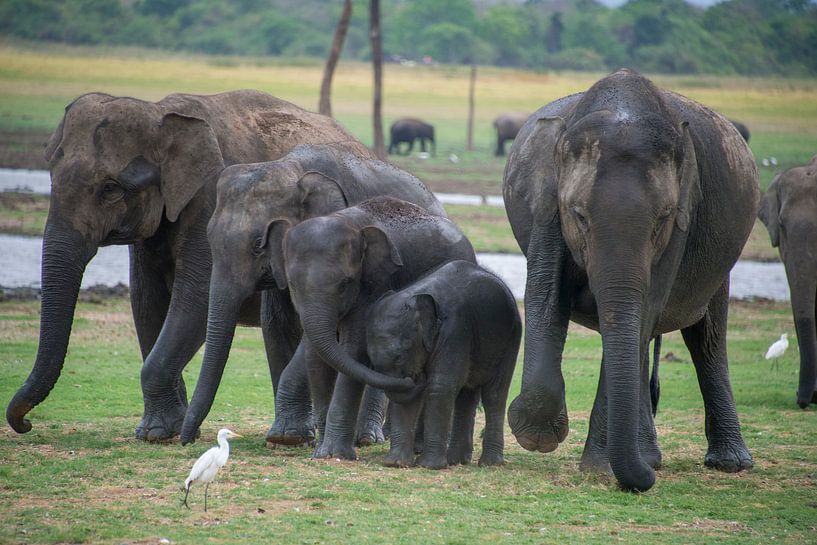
[6,222,95,433]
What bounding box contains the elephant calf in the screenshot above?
[758,155,817,408]
[366,261,521,469]
[388,118,435,156]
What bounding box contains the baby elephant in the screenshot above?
[366,260,521,469]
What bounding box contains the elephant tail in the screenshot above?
[650,335,661,416]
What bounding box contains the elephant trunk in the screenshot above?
[596,280,655,492]
[300,303,418,392]
[785,257,817,408]
[180,271,249,444]
[6,220,95,433]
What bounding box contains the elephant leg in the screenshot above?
[420,138,427,153]
[313,373,364,460]
[260,288,301,394]
[266,340,317,447]
[355,386,387,446]
[681,280,753,473]
[383,400,422,467]
[416,382,459,469]
[405,139,414,155]
[479,352,516,466]
[447,388,479,466]
[580,349,661,473]
[496,138,505,157]
[791,278,817,408]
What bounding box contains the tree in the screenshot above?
[319,0,352,116]
[466,64,476,151]
[370,0,385,159]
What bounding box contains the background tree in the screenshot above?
[319,0,353,116]
[370,0,385,159]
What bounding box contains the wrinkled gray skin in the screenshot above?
[758,155,817,409]
[366,260,521,469]
[279,196,476,460]
[503,69,758,492]
[494,112,529,156]
[388,118,435,156]
[179,143,447,445]
[6,90,369,442]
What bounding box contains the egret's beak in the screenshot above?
[230,432,243,438]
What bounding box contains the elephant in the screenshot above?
[388,118,435,156]
[729,119,751,142]
[758,155,817,409]
[502,69,758,492]
[5,89,371,442]
[366,260,521,469]
[493,112,529,156]
[178,143,447,446]
[277,196,477,460]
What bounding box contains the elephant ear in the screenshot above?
[361,225,404,282]
[414,293,441,353]
[44,117,66,164]
[261,218,293,290]
[159,112,224,222]
[298,171,348,219]
[505,116,566,224]
[758,174,782,247]
[675,121,702,233]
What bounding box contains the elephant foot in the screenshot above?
[355,421,385,447]
[446,445,473,466]
[508,395,569,453]
[704,441,754,473]
[579,443,661,473]
[416,452,448,470]
[477,451,505,467]
[796,388,817,409]
[266,413,315,447]
[313,438,357,461]
[135,400,188,443]
[383,449,414,468]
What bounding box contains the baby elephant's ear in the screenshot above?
[415,293,441,352]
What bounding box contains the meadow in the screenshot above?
[0,43,816,544]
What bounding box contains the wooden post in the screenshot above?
[318,0,353,117]
[370,0,386,159]
[467,63,477,151]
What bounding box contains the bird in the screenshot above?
[765,333,789,371]
[448,153,459,164]
[182,428,242,512]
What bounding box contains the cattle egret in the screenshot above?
[765,333,788,371]
[417,151,430,160]
[182,428,242,511]
[448,153,459,164]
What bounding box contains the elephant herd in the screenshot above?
[7,69,814,493]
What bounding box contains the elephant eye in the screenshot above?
[571,206,589,232]
[252,237,266,256]
[101,179,125,203]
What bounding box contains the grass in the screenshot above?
[1,297,815,544]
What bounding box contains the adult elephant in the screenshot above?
[758,155,817,409]
[503,69,758,492]
[388,118,435,156]
[179,143,446,446]
[5,90,369,442]
[493,112,529,156]
[275,197,476,460]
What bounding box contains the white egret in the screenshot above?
[182,428,242,512]
[765,333,788,371]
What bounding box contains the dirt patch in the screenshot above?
[0,128,51,170]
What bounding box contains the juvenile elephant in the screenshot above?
[179,143,447,445]
[278,196,477,460]
[388,118,435,156]
[5,90,370,442]
[366,260,521,469]
[503,69,758,491]
[758,155,817,408]
[729,119,751,143]
[493,112,529,156]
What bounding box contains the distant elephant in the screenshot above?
[503,69,758,492]
[758,155,817,409]
[178,143,447,446]
[493,112,529,156]
[388,118,435,156]
[729,119,751,142]
[5,90,370,442]
[366,260,521,469]
[277,196,476,460]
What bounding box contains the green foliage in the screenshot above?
[1,0,815,75]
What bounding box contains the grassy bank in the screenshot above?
[0,297,814,544]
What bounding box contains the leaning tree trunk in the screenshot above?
[370,0,386,160]
[319,0,353,117]
[466,63,476,151]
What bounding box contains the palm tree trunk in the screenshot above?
[370,0,386,159]
[318,0,352,117]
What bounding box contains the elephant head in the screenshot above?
[513,104,700,491]
[275,215,416,392]
[6,93,225,433]
[758,155,817,408]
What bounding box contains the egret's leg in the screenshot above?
[204,483,209,512]
[182,484,191,509]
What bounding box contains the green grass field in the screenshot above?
[0,298,815,544]
[0,44,815,544]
